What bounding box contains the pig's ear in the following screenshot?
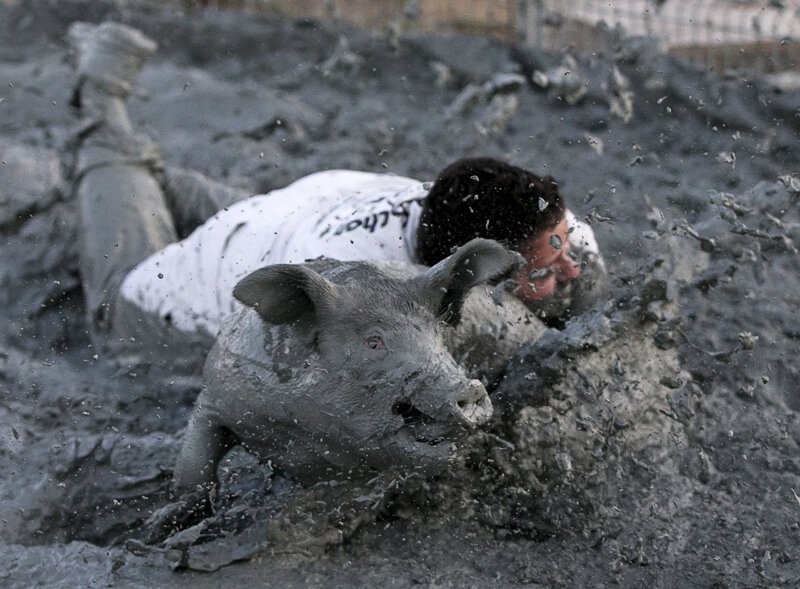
[418,238,517,326]
[233,265,338,325]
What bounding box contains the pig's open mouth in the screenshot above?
[392,400,457,446]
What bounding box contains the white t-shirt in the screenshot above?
[120,171,426,335]
[119,170,601,336]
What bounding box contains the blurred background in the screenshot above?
[174,0,800,78]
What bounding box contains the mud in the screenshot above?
[0,0,799,586]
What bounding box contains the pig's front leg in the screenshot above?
[145,399,235,543]
[173,401,236,492]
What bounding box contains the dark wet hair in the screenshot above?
[416,157,565,266]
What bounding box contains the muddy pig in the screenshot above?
[172,238,540,495]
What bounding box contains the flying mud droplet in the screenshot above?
[717,151,736,169]
[778,174,800,193]
[585,133,604,156]
[490,278,516,305]
[532,70,549,88]
[470,175,479,182]
[549,234,562,249]
[737,331,758,349]
[157,273,164,279]
[538,197,549,211]
[422,181,433,190]
[736,384,756,399]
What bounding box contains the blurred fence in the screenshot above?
[185,0,800,73]
[521,0,800,73]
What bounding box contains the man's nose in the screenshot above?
[555,252,581,281]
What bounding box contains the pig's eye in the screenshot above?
[365,335,386,350]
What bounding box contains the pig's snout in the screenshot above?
[452,379,492,427]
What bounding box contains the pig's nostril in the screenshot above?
[393,401,424,425]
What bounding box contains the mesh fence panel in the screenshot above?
[186,0,800,73]
[521,0,799,72]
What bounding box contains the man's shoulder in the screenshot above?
[282,170,422,194]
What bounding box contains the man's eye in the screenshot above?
[529,267,554,280]
[365,335,386,350]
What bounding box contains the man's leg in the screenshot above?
[69,23,178,346]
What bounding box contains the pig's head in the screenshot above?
[231,239,518,475]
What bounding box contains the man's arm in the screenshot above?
[531,210,607,327]
[163,167,249,237]
[565,209,607,316]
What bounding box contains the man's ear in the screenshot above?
[416,238,517,326]
[233,265,339,325]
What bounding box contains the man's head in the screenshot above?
[416,157,579,303]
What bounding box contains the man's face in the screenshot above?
[513,217,581,302]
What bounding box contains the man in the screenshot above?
[118,159,604,339]
[70,23,604,362]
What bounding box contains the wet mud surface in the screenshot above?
[1,1,799,586]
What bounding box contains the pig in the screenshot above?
[172,238,540,494]
[141,239,543,562]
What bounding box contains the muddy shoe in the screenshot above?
[69,21,156,98]
[67,21,156,122]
